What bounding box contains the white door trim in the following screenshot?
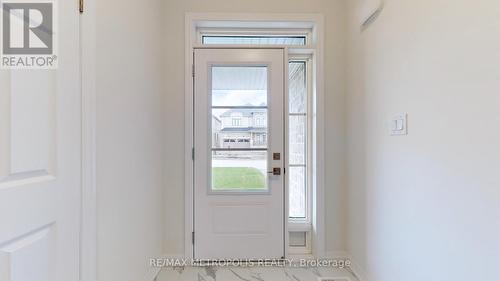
[81,0,97,281]
[185,13,325,259]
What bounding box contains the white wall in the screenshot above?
[163,0,348,255]
[91,0,500,278]
[346,1,500,280]
[95,0,165,280]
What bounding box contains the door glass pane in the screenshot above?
[203,36,306,46]
[212,67,267,107]
[211,66,269,191]
[212,151,267,191]
[289,166,306,218]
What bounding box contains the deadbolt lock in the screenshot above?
[268,167,281,176]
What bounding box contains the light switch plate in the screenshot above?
[389,113,407,136]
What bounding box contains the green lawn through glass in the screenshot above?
[212,167,266,190]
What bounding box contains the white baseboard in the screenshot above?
[324,251,368,281]
[325,251,350,259]
[346,255,369,281]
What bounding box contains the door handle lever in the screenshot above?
[268,167,281,176]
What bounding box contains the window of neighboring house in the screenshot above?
[232,118,241,126]
[256,134,262,144]
[256,117,262,127]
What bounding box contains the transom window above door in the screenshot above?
[202,35,307,45]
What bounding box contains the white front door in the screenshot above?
[194,48,285,259]
[0,1,81,280]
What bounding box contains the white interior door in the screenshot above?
[0,1,81,280]
[194,48,285,259]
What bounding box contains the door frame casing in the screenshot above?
[185,13,326,259]
[81,0,97,281]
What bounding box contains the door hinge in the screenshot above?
[191,147,195,160]
[192,64,195,77]
[192,231,195,244]
[79,0,84,13]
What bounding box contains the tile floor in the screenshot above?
[156,265,358,281]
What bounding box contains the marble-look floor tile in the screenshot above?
[156,266,357,281]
